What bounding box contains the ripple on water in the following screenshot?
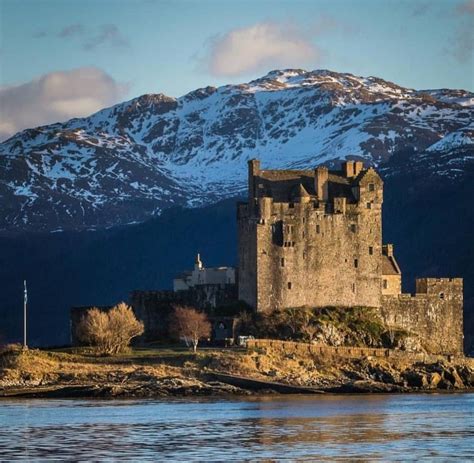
[0,394,473,461]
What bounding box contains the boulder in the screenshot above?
[457,366,474,387]
[443,368,465,389]
[437,378,453,390]
[428,372,442,389]
[404,370,428,388]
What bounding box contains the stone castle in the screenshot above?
[71,159,464,355]
[238,160,463,354]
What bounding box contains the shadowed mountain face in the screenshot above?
[0,69,472,232]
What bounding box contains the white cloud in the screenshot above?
[204,21,321,77]
[0,67,128,142]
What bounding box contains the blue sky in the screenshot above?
[0,0,473,139]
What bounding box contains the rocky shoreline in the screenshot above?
[1,346,473,399]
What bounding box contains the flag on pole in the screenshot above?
[24,280,27,305]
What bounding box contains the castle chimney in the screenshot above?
[315,166,328,201]
[343,161,355,178]
[382,244,394,257]
[354,161,364,176]
[248,159,260,200]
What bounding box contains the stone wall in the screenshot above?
[130,284,237,342]
[246,339,460,362]
[380,278,463,355]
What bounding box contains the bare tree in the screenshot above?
[169,306,211,353]
[77,303,144,355]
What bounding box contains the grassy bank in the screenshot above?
[1,344,473,397]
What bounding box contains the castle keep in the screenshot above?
[238,160,463,354]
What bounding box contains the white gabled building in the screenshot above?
[173,254,236,291]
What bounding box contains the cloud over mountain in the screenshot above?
[205,21,321,77]
[0,67,128,141]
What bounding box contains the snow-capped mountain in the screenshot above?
[1,69,473,232]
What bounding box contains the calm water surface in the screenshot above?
[0,393,473,461]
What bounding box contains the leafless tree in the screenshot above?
[77,302,144,355]
[169,306,211,353]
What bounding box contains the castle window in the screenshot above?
[367,202,372,209]
[354,259,358,268]
[288,282,292,289]
[352,283,356,293]
[350,224,357,233]
[289,203,295,209]
[439,292,445,300]
[302,231,305,238]
[383,279,388,289]
[302,217,306,224]
[303,251,306,259]
[292,241,295,247]
[369,183,375,192]
[369,246,373,255]
[316,224,320,234]
[281,258,285,267]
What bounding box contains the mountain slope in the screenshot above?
[1,69,473,232]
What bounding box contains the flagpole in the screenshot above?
[23,280,27,350]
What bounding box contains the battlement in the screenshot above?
[245,159,383,217]
[415,278,463,296]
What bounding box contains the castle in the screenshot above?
[238,160,463,354]
[71,159,464,355]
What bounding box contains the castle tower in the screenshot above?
[238,160,393,312]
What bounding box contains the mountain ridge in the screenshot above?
[1,68,473,232]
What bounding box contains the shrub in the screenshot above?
[77,303,144,355]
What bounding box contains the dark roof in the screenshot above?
[382,255,400,275]
[256,169,356,202]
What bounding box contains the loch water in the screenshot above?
[0,393,473,461]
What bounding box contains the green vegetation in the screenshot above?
[237,306,408,348]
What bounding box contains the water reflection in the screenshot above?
[0,394,473,460]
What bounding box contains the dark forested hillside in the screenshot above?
[0,198,239,346]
